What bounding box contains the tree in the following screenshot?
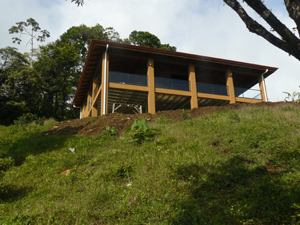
[128,30,177,51]
[0,47,31,125]
[60,24,121,65]
[0,47,28,85]
[9,18,50,64]
[223,0,300,61]
[34,40,81,120]
[4,66,43,115]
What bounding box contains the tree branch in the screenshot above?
[223,0,300,61]
[243,0,299,43]
[284,0,300,36]
[70,0,84,6]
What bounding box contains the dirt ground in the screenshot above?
[48,102,299,136]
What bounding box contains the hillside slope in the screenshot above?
[1,102,300,224]
[52,102,294,136]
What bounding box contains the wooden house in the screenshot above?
[72,40,277,118]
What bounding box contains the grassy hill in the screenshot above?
[1,103,300,224]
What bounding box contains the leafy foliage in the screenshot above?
[283,87,300,103]
[128,30,176,51]
[0,46,28,84]
[9,18,50,63]
[14,113,45,126]
[0,157,14,179]
[2,22,176,125]
[103,126,117,136]
[34,40,81,121]
[60,24,121,65]
[126,118,158,144]
[0,101,29,126]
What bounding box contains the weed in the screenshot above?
[103,126,117,136]
[283,87,300,103]
[181,109,191,120]
[117,164,133,181]
[126,118,158,144]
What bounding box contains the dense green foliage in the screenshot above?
[1,106,300,224]
[1,21,176,125]
[125,118,158,144]
[128,30,176,51]
[60,24,121,65]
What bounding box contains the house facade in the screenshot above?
[72,40,277,118]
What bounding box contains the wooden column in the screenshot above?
[101,52,109,115]
[189,64,198,109]
[258,76,266,102]
[147,58,156,114]
[226,70,236,104]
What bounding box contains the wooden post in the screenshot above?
[189,64,198,109]
[147,58,156,114]
[101,52,109,115]
[226,70,236,104]
[258,76,266,102]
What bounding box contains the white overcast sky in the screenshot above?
[0,0,299,102]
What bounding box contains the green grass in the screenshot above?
[1,106,300,224]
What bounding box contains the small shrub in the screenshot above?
[126,119,158,144]
[14,113,45,126]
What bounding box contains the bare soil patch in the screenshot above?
[48,102,299,136]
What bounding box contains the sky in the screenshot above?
[0,0,299,102]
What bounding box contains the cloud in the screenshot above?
[1,0,299,102]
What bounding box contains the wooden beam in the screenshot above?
[109,83,149,92]
[147,58,156,114]
[236,97,263,104]
[155,88,191,97]
[226,70,236,104]
[197,93,230,101]
[189,64,198,109]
